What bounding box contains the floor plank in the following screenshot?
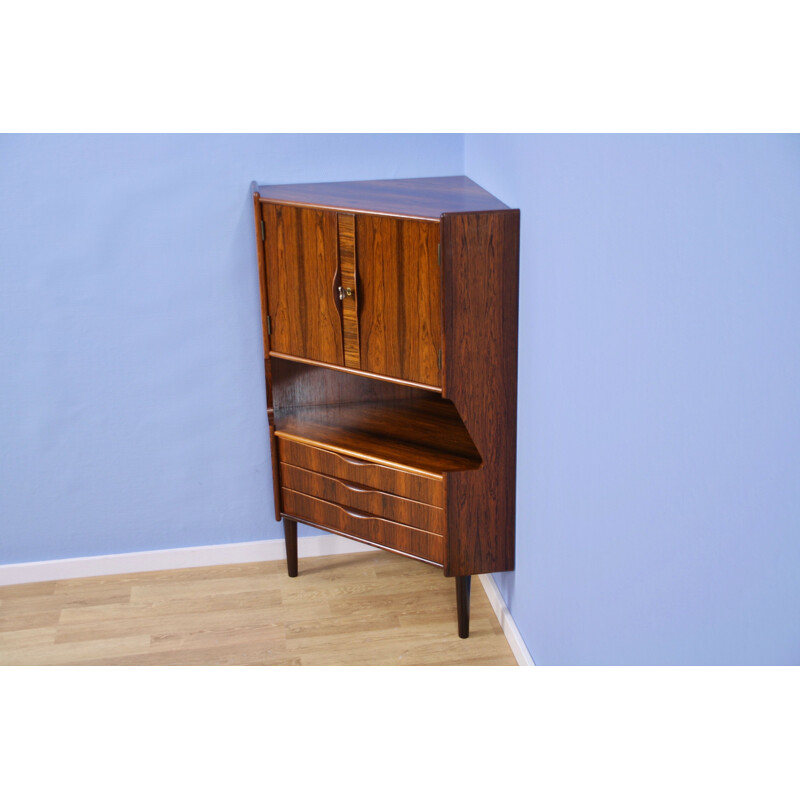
[0,550,517,666]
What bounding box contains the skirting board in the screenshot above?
[478,574,535,666]
[0,535,373,586]
[0,534,533,666]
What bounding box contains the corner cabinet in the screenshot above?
[251,176,519,638]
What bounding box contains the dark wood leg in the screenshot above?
[283,518,298,577]
[455,575,471,638]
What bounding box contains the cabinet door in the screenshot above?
[263,203,344,367]
[356,216,442,387]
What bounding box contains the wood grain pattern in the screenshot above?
[252,192,271,357]
[0,553,517,665]
[255,176,510,221]
[280,463,445,534]
[262,203,343,366]
[282,489,444,565]
[441,210,520,577]
[337,213,360,368]
[277,438,443,506]
[275,399,481,477]
[356,215,442,387]
[252,192,282,521]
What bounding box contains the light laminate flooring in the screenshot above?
[0,550,517,666]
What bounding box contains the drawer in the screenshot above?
[282,488,444,566]
[281,463,444,534]
[277,438,444,507]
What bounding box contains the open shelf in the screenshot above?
[274,398,482,477]
[270,351,442,393]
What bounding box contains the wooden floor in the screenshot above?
[0,550,517,666]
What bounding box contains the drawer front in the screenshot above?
[281,463,444,534]
[277,438,444,507]
[282,488,444,565]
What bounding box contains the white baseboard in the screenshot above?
[1,535,531,665]
[0,534,374,587]
[479,574,535,666]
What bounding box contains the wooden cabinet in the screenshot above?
[251,176,519,638]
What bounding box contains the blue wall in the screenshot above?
[466,134,800,665]
[0,134,463,564]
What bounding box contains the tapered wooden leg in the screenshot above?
[455,575,471,638]
[283,518,298,577]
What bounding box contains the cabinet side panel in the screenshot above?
[262,202,344,367]
[441,210,520,576]
[253,193,283,521]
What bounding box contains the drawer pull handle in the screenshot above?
[337,453,371,468]
[342,506,375,521]
[332,476,377,495]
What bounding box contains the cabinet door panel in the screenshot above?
[263,203,343,366]
[356,216,441,387]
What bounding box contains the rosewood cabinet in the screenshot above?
[251,176,520,638]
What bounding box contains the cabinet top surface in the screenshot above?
[253,175,510,220]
